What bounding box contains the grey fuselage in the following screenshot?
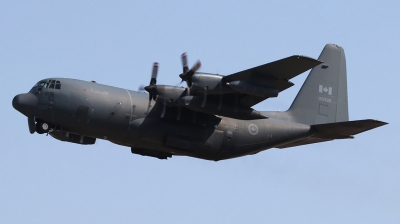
[14,44,386,160]
[25,78,310,161]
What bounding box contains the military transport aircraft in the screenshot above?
[12,44,387,161]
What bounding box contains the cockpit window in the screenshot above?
[35,80,62,90]
[44,80,50,88]
[55,81,61,89]
[49,80,56,89]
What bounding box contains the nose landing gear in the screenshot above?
[36,121,50,134]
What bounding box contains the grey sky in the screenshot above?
[1,1,399,223]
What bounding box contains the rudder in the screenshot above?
[287,44,348,125]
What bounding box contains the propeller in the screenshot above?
[139,54,201,117]
[179,53,201,87]
[138,85,146,92]
[146,62,158,100]
[179,53,201,105]
[141,62,159,114]
[28,116,35,134]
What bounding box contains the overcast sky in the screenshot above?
[1,1,399,223]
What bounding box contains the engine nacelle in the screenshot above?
[154,85,186,104]
[190,73,233,95]
[50,130,96,145]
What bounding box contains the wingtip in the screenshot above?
[295,55,323,65]
[368,119,388,125]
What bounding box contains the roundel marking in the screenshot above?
[248,124,259,135]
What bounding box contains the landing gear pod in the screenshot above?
[50,130,96,145]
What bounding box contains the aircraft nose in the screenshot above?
[12,93,38,117]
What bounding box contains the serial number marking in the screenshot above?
[318,97,332,103]
[91,89,109,95]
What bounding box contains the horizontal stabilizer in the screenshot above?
[277,119,387,149]
[311,119,387,138]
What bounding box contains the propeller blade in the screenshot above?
[150,62,158,86]
[179,61,201,87]
[179,52,201,87]
[28,116,35,134]
[138,85,146,92]
[181,53,189,73]
[179,60,202,81]
[190,60,201,73]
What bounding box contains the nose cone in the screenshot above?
[12,93,38,117]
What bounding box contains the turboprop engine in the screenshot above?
[190,73,233,95]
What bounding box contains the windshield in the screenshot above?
[34,80,61,90]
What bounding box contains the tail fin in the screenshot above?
[287,44,348,125]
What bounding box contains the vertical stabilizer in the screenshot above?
[287,44,348,125]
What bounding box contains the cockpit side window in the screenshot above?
[49,80,56,89]
[55,81,61,89]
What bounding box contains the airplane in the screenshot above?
[12,44,387,161]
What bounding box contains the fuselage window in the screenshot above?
[55,81,61,89]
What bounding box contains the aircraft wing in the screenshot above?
[223,56,322,107]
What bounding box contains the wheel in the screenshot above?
[36,121,49,134]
